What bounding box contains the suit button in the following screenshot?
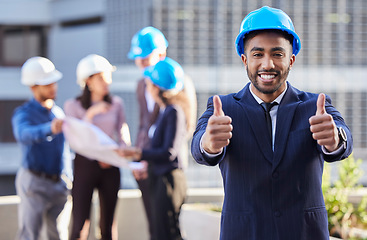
[272,172,279,178]
[274,211,281,217]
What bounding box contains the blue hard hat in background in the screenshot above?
[235,6,301,56]
[128,26,169,59]
[143,57,184,91]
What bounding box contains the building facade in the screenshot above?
[0,0,366,186]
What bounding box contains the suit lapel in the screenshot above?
[234,82,302,166]
[273,83,302,169]
[234,84,274,163]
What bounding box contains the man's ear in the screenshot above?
[159,51,167,60]
[289,54,296,69]
[241,54,247,67]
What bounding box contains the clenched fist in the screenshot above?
[202,95,233,154]
[51,118,64,134]
[309,93,339,152]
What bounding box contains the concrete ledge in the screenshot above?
[186,188,224,203]
[1,188,363,240]
[0,188,224,240]
[181,203,221,240]
[0,196,19,240]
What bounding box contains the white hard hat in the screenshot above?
[76,54,116,87]
[21,56,62,86]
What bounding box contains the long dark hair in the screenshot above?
[76,81,112,110]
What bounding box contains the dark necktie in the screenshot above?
[261,102,278,143]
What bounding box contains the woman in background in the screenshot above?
[64,54,130,240]
[118,57,190,240]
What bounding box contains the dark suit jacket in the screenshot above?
[135,78,160,149]
[191,82,353,240]
[142,104,187,175]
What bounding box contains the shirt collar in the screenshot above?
[30,97,44,109]
[249,82,288,105]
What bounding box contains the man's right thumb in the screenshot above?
[316,93,326,116]
[213,95,224,116]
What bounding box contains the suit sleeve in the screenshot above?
[136,79,146,132]
[191,96,226,166]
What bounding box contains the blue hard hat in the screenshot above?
[235,6,301,56]
[128,26,169,59]
[143,57,184,91]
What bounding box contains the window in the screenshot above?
[0,25,48,66]
[0,100,27,142]
[60,16,102,28]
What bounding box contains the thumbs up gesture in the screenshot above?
[202,95,233,154]
[309,93,339,152]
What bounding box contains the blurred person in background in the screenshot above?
[127,26,197,239]
[12,56,69,240]
[117,57,190,240]
[64,54,131,240]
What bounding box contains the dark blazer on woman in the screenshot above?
[142,104,187,175]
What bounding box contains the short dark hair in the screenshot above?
[243,29,294,55]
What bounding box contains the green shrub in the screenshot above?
[322,154,367,239]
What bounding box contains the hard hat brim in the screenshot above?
[24,70,63,86]
[143,57,184,91]
[76,65,116,88]
[127,45,168,60]
[127,50,150,60]
[235,27,301,56]
[127,27,169,60]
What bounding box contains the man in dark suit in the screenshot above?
[128,26,165,239]
[191,6,353,240]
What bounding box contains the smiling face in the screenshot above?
[241,31,296,102]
